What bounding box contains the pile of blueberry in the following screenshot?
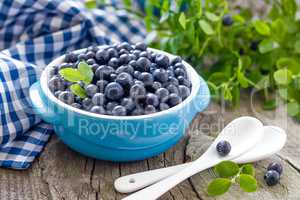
[264,162,283,186]
[48,42,192,116]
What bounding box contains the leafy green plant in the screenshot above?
[207,161,257,196]
[90,0,300,118]
[59,61,94,98]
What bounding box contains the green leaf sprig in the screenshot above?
[207,161,257,196]
[59,61,94,99]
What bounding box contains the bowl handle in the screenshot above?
[29,81,60,124]
[194,75,210,112]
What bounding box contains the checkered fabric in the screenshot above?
[0,0,145,169]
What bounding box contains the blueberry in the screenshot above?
[178,76,191,87]
[136,57,151,72]
[59,63,73,70]
[168,93,182,106]
[145,93,159,107]
[86,51,95,59]
[92,93,106,106]
[139,72,154,86]
[105,82,124,100]
[65,52,78,63]
[85,84,98,97]
[109,73,117,81]
[116,72,133,87]
[223,14,233,26]
[106,101,119,111]
[250,40,260,51]
[82,98,93,110]
[150,63,158,73]
[96,80,108,92]
[135,42,147,51]
[112,105,127,116]
[153,69,168,83]
[86,58,96,65]
[119,54,130,64]
[119,49,129,55]
[145,105,156,114]
[116,65,134,75]
[118,42,132,51]
[131,107,144,116]
[58,91,74,105]
[128,54,136,61]
[95,65,115,80]
[75,96,82,103]
[168,77,179,86]
[152,81,162,90]
[108,57,119,68]
[130,84,146,99]
[129,60,137,68]
[121,98,136,112]
[107,48,118,58]
[133,71,141,79]
[54,90,62,97]
[170,56,182,65]
[95,49,109,64]
[90,105,106,114]
[167,69,175,77]
[139,51,149,58]
[91,63,99,72]
[267,162,283,176]
[132,50,141,57]
[167,84,179,94]
[78,53,87,61]
[71,103,82,109]
[174,68,186,77]
[134,80,144,85]
[159,102,169,111]
[216,140,231,156]
[48,76,64,92]
[178,85,190,99]
[155,88,169,100]
[264,170,280,186]
[155,54,169,68]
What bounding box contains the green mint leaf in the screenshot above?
[179,13,186,29]
[59,68,84,83]
[294,41,300,53]
[85,0,97,9]
[271,19,286,42]
[78,61,94,84]
[258,39,279,54]
[253,20,270,36]
[199,19,215,35]
[214,161,239,178]
[287,101,299,116]
[282,0,297,18]
[208,72,228,85]
[241,164,255,176]
[205,12,219,22]
[274,69,292,85]
[70,83,87,99]
[238,174,257,193]
[207,178,231,196]
[263,99,278,110]
[276,57,299,74]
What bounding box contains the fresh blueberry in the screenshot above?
[58,91,74,105]
[86,58,96,65]
[216,140,231,156]
[90,105,106,114]
[85,84,98,97]
[145,93,159,107]
[150,63,158,73]
[78,53,87,61]
[128,53,136,61]
[65,52,78,63]
[107,48,118,58]
[95,65,115,80]
[71,103,82,109]
[264,170,280,186]
[82,98,93,110]
[178,76,191,87]
[119,49,129,55]
[174,62,185,69]
[116,65,134,75]
[178,85,190,99]
[135,42,147,51]
[75,96,82,103]
[152,81,162,90]
[130,84,146,99]
[121,98,136,112]
[112,105,127,116]
[118,42,132,51]
[139,72,154,86]
[48,76,64,92]
[174,68,186,77]
[153,69,168,83]
[86,51,95,59]
[106,101,119,112]
[116,72,133,87]
[131,107,144,116]
[139,51,149,58]
[54,90,62,97]
[155,54,169,68]
[133,71,141,79]
[95,49,109,64]
[109,73,117,81]
[119,54,130,64]
[134,80,144,85]
[168,93,182,106]
[108,57,119,68]
[145,105,156,114]
[96,80,108,92]
[223,14,233,26]
[168,77,179,86]
[167,84,179,94]
[91,63,99,72]
[136,57,151,72]
[132,50,141,57]
[267,162,283,176]
[159,102,169,111]
[92,93,106,106]
[167,69,175,77]
[129,60,137,68]
[105,82,124,100]
[155,88,169,101]
[170,56,182,65]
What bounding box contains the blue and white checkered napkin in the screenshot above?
[0,0,145,169]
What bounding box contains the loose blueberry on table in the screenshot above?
[264,162,283,186]
[48,42,192,116]
[216,140,231,156]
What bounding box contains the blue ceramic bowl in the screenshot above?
[29,47,210,161]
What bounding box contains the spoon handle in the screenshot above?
[122,156,218,200]
[114,163,189,193]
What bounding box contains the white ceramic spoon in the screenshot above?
[122,116,264,200]
[115,126,286,193]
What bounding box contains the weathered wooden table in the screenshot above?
[1,95,299,200]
